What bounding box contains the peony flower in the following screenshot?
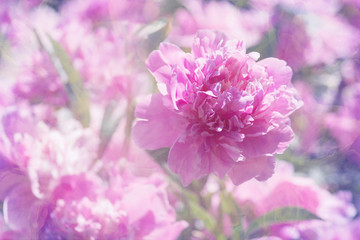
[0,154,49,239]
[230,161,357,239]
[0,106,187,239]
[133,30,302,186]
[56,21,151,104]
[5,2,152,109]
[202,161,357,239]
[168,0,270,48]
[231,161,356,220]
[291,81,329,154]
[61,0,160,26]
[0,106,99,199]
[13,51,68,107]
[341,0,360,29]
[39,173,187,240]
[341,54,360,85]
[271,2,360,69]
[347,136,360,164]
[326,83,360,149]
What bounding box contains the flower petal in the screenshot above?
[240,119,294,158]
[192,30,227,58]
[228,156,275,185]
[133,94,187,150]
[146,43,186,95]
[0,155,27,200]
[3,182,48,236]
[258,57,293,89]
[168,134,209,186]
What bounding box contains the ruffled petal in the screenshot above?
[258,57,293,89]
[192,30,227,58]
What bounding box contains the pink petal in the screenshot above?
[168,134,209,186]
[209,138,243,178]
[240,120,294,158]
[3,183,48,235]
[0,156,27,200]
[228,156,275,185]
[146,43,185,95]
[191,30,227,58]
[2,110,35,144]
[258,57,293,89]
[132,94,187,150]
[264,182,319,214]
[145,221,189,240]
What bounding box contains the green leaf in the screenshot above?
[228,0,251,9]
[233,223,245,240]
[220,191,236,215]
[188,199,217,232]
[47,35,90,127]
[137,18,172,54]
[219,191,245,240]
[246,207,322,238]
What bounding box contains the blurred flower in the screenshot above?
[208,160,358,239]
[326,83,360,149]
[347,136,360,164]
[133,30,302,186]
[231,161,356,220]
[291,81,328,153]
[40,173,187,240]
[341,54,360,84]
[251,0,340,15]
[13,51,68,107]
[61,0,160,26]
[273,6,360,69]
[0,106,187,239]
[169,0,270,48]
[0,106,98,199]
[0,153,48,239]
[341,0,360,29]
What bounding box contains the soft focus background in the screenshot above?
[0,0,360,239]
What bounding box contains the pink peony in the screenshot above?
[200,161,357,239]
[229,161,357,239]
[61,0,160,26]
[291,81,329,154]
[13,51,68,107]
[56,21,150,104]
[272,3,360,69]
[341,0,360,29]
[6,4,151,109]
[326,83,360,149]
[0,106,99,199]
[347,136,360,164]
[168,0,270,48]
[0,106,187,239]
[40,173,187,240]
[133,30,302,186]
[0,153,49,239]
[231,161,356,220]
[341,54,360,84]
